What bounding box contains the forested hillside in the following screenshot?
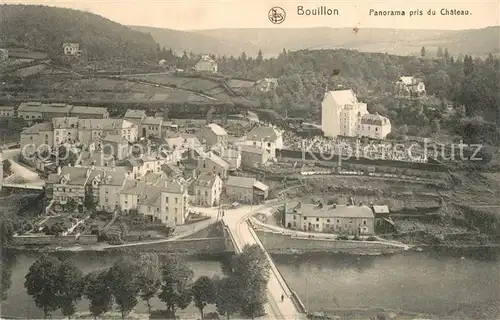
[213,49,500,144]
[0,5,158,61]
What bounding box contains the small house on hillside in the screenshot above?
[194,55,218,74]
[395,76,426,98]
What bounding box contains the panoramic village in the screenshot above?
[1,4,500,320]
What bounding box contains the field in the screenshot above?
[125,74,220,92]
[5,77,216,104]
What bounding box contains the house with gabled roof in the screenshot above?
[197,151,229,179]
[194,55,218,74]
[191,173,222,207]
[124,109,147,124]
[395,76,426,97]
[243,125,283,159]
[196,123,228,147]
[225,176,269,204]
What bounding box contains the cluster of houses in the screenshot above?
[18,105,287,227]
[283,198,392,236]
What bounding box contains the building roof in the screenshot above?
[253,180,269,192]
[247,125,281,142]
[141,116,163,125]
[361,113,390,126]
[194,173,219,188]
[372,205,390,214]
[101,134,128,144]
[57,166,91,186]
[124,109,147,119]
[0,106,15,110]
[157,178,186,194]
[52,117,79,129]
[21,122,53,134]
[206,123,227,136]
[77,151,116,167]
[70,106,108,115]
[226,176,255,189]
[327,89,358,106]
[121,179,148,195]
[100,168,127,186]
[18,102,73,114]
[161,163,183,177]
[202,152,230,169]
[240,145,265,155]
[288,202,375,219]
[398,76,422,85]
[138,185,162,207]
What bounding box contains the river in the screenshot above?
[1,248,499,319]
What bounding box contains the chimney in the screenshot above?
[349,196,355,206]
[358,201,363,206]
[85,168,91,178]
[318,202,323,209]
[57,166,62,175]
[297,201,302,209]
[332,203,337,209]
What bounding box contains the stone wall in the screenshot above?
[105,237,229,254]
[256,231,403,254]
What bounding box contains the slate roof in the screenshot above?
[327,89,358,106]
[21,122,53,134]
[247,126,281,141]
[124,109,147,119]
[207,123,227,136]
[288,202,375,219]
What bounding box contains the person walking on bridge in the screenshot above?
[281,294,284,302]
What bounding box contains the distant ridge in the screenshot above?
[131,25,500,57]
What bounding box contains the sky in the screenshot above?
[2,0,499,30]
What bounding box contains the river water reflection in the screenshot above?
[1,248,499,319]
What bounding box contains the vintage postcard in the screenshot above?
[0,0,499,319]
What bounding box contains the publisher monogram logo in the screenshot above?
[269,7,286,24]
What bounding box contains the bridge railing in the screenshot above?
[246,220,307,314]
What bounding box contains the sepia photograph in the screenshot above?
[0,0,499,319]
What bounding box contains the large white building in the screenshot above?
[359,113,392,140]
[321,89,391,139]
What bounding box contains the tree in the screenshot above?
[108,257,142,320]
[137,253,162,315]
[24,255,62,319]
[158,255,194,318]
[83,270,113,319]
[437,47,443,57]
[84,184,96,211]
[1,249,16,301]
[56,259,84,320]
[444,48,450,62]
[44,220,67,236]
[214,277,240,319]
[192,276,217,319]
[230,244,271,319]
[0,217,14,245]
[420,46,426,58]
[3,159,11,176]
[256,50,263,64]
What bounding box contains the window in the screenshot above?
[203,164,206,168]
[337,220,340,223]
[174,208,178,214]
[303,217,307,220]
[165,196,169,202]
[316,217,319,222]
[363,220,367,225]
[293,215,296,220]
[205,191,208,196]
[268,142,271,147]
[175,197,178,204]
[327,219,330,222]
